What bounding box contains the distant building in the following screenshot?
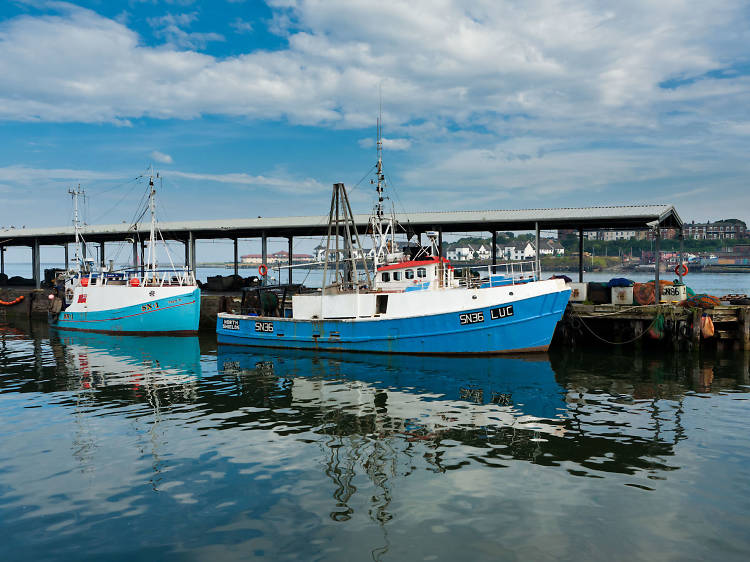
[683,220,747,240]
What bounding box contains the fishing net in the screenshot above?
[633,280,673,305]
[682,294,721,309]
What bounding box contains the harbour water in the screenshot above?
[1,320,749,560]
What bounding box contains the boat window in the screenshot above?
[376,294,388,314]
[381,272,390,282]
[393,271,401,281]
[405,269,414,279]
[417,268,426,278]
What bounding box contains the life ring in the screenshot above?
[0,295,25,306]
[258,264,268,276]
[675,263,688,276]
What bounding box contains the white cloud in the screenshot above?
[0,2,749,221]
[230,18,253,34]
[150,150,174,164]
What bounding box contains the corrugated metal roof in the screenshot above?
[0,204,682,246]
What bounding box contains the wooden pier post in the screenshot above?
[741,307,750,351]
[692,308,701,348]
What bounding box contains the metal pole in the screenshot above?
[491,231,497,266]
[288,236,293,285]
[184,239,189,268]
[133,240,138,270]
[1,246,4,275]
[679,231,684,280]
[189,231,196,276]
[535,222,540,280]
[100,242,105,269]
[140,240,145,277]
[233,238,238,277]
[654,228,661,303]
[578,227,584,283]
[32,239,40,288]
[64,244,69,271]
[438,229,443,257]
[261,232,268,286]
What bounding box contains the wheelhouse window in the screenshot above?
[405,269,415,280]
[393,271,401,281]
[381,272,390,282]
[417,268,427,278]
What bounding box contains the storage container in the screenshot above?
[569,282,588,302]
[611,286,634,305]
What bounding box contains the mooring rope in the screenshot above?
[571,306,665,346]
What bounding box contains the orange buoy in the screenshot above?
[129,278,140,287]
[0,295,25,306]
[80,277,89,287]
[258,264,268,276]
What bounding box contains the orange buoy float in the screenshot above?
[675,263,688,277]
[0,295,25,306]
[258,264,268,276]
[80,277,89,287]
[129,278,140,287]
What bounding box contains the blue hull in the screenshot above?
[217,289,570,354]
[52,288,201,334]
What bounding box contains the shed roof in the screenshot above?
[0,204,682,247]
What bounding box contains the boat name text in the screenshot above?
[222,318,240,331]
[490,305,514,320]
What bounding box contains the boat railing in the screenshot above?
[457,261,539,287]
[72,267,197,288]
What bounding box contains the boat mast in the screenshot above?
[68,184,84,271]
[147,170,158,276]
[369,100,398,269]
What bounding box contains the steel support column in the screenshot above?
[261,232,268,286]
[438,229,443,257]
[288,236,293,285]
[189,231,196,276]
[578,227,584,283]
[32,239,40,288]
[64,244,69,270]
[133,240,138,269]
[100,242,105,269]
[140,240,145,276]
[654,228,661,303]
[233,237,239,277]
[2,246,6,275]
[491,231,497,266]
[535,222,540,280]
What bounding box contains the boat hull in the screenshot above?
[51,287,201,335]
[217,287,570,355]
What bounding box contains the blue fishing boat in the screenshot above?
[217,125,570,354]
[49,175,200,335]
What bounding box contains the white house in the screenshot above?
[501,241,535,261]
[447,246,475,261]
[475,245,491,260]
[537,239,565,256]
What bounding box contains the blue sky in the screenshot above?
[1,0,750,261]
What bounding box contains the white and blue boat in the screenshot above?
[50,176,200,335]
[217,129,570,354]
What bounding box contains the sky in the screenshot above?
[1,0,749,261]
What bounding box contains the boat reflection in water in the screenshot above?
[53,331,202,391]
[218,346,569,442]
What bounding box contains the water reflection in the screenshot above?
[2,322,750,560]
